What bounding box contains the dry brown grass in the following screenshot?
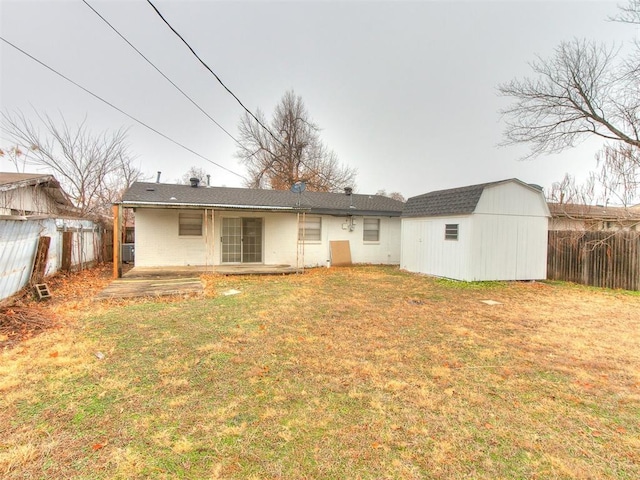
[1,265,639,479]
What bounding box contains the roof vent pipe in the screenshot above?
[190,177,200,188]
[345,186,354,208]
[206,174,211,187]
[156,171,162,183]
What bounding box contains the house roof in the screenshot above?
[0,172,74,208]
[0,172,55,188]
[121,182,405,217]
[402,178,541,217]
[548,202,640,221]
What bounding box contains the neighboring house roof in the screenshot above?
[548,202,640,222]
[0,172,75,209]
[402,178,542,217]
[121,182,405,217]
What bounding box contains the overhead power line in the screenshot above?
[81,0,240,147]
[144,0,345,191]
[0,35,246,180]
[144,0,283,147]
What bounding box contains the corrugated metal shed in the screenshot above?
[0,217,102,301]
[0,219,41,300]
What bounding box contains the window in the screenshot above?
[179,212,203,236]
[445,224,458,241]
[299,216,321,241]
[363,218,380,242]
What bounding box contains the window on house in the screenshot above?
[179,212,203,236]
[363,218,380,242]
[445,224,459,241]
[299,216,321,242]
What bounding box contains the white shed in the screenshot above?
[401,179,550,281]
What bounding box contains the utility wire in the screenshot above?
[145,0,345,191]
[0,35,246,180]
[144,0,283,148]
[81,0,240,148]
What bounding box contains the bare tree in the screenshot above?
[613,0,640,24]
[1,110,142,217]
[180,166,208,185]
[595,143,640,206]
[0,145,33,172]
[236,90,357,192]
[549,145,640,208]
[547,173,596,205]
[500,2,640,207]
[499,39,640,158]
[375,189,405,202]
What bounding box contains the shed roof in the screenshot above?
[402,178,542,217]
[121,182,404,217]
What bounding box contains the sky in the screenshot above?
[0,0,633,199]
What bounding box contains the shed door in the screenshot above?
[221,218,263,263]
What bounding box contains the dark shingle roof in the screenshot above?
[402,179,539,217]
[122,182,404,216]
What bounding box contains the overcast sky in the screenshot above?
[0,0,632,199]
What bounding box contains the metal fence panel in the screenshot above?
[0,220,42,300]
[0,218,103,301]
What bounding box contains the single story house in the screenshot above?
[0,172,76,217]
[401,179,550,281]
[548,202,640,231]
[118,181,404,269]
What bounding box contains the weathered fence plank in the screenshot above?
[30,236,51,284]
[548,231,640,291]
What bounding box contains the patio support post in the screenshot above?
[113,204,122,279]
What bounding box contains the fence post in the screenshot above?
[61,231,73,272]
[113,204,122,279]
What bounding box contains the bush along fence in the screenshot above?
[0,217,106,301]
[548,230,640,291]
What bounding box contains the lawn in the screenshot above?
[1,265,639,479]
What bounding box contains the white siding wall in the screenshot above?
[469,214,548,281]
[0,186,60,215]
[135,209,212,267]
[401,216,472,279]
[475,182,550,217]
[302,215,401,267]
[134,208,401,267]
[469,183,548,280]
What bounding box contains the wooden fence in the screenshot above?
[547,230,640,291]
